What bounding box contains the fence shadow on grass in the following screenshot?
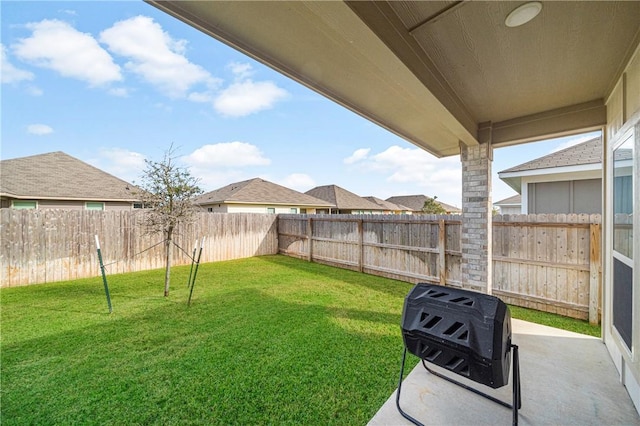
[258,254,416,299]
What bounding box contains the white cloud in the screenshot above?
[108,87,129,97]
[2,43,45,94]
[187,91,212,103]
[228,62,254,80]
[100,16,219,98]
[100,147,146,168]
[183,142,271,168]
[12,19,122,86]
[343,148,370,164]
[279,173,316,192]
[89,148,147,184]
[348,145,462,205]
[26,124,53,135]
[26,85,43,96]
[154,102,172,112]
[1,43,34,84]
[182,142,271,191]
[191,170,247,192]
[214,80,289,117]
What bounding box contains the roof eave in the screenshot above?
[0,193,139,203]
[144,0,477,158]
[499,162,602,179]
[198,200,336,208]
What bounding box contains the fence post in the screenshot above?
[589,223,601,325]
[358,219,364,273]
[307,217,313,262]
[439,218,446,285]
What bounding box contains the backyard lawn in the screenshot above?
[0,255,600,425]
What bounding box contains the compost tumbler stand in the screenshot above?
[396,344,521,426]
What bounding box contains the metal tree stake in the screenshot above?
[95,235,113,313]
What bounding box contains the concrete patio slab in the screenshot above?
[368,319,640,425]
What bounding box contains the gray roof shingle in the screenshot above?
[494,194,522,205]
[500,137,602,174]
[305,185,383,210]
[0,151,138,201]
[385,194,461,213]
[363,196,409,211]
[386,195,425,211]
[194,178,334,207]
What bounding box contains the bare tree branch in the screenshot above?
[133,144,203,296]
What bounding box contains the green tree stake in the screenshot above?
[188,237,205,306]
[95,235,113,314]
[187,239,197,287]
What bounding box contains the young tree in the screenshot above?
[422,196,447,214]
[136,146,203,297]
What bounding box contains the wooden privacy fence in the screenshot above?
[1,209,602,323]
[492,214,601,324]
[278,213,461,284]
[0,210,278,287]
[278,213,602,323]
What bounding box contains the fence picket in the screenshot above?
[1,211,278,287]
[0,210,602,322]
[277,213,601,321]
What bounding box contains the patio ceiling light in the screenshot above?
[505,1,542,27]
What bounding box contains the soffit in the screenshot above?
[147,1,640,157]
[146,0,476,157]
[380,1,639,123]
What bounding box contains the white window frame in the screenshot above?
[607,125,637,361]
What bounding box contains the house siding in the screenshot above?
[201,203,321,214]
[37,200,135,211]
[497,205,520,215]
[1,198,135,211]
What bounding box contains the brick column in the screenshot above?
[460,141,493,294]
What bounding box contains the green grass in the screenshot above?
[508,304,601,337]
[1,255,600,424]
[1,255,413,425]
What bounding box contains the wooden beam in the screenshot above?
[491,100,606,148]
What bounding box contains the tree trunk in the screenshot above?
[164,227,173,297]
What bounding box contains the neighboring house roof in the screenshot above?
[500,137,602,173]
[385,194,461,213]
[494,194,522,206]
[363,196,410,211]
[499,137,602,192]
[305,185,383,211]
[0,151,138,201]
[194,178,335,207]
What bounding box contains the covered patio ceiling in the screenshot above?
[146,1,640,158]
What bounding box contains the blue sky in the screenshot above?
[1,1,600,207]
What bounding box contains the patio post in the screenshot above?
[460,125,493,294]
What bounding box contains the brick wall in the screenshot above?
[460,142,493,293]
